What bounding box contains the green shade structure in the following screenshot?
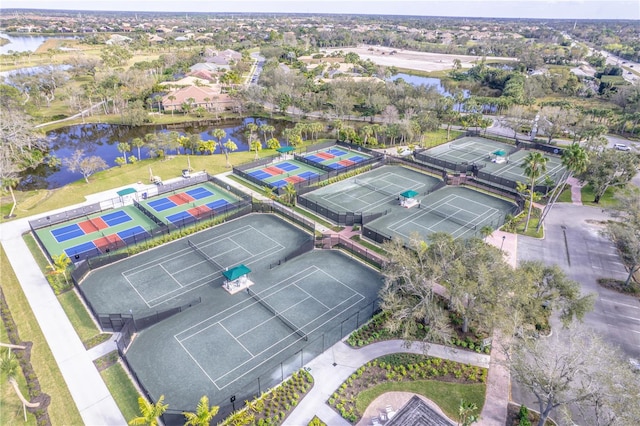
[492,150,507,156]
[116,188,137,196]
[400,190,419,199]
[276,146,295,153]
[222,264,251,281]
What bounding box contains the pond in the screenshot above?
[388,73,470,98]
[0,33,77,54]
[19,117,294,190]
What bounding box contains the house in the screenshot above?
[190,62,230,73]
[158,76,216,89]
[161,86,221,112]
[106,34,132,45]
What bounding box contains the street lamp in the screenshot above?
[500,236,506,251]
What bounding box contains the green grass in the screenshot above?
[0,247,83,425]
[421,129,463,148]
[100,362,141,423]
[350,235,387,255]
[22,233,50,272]
[556,186,573,203]
[580,184,618,208]
[355,380,485,422]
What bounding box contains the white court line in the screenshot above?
[219,322,255,357]
[159,264,183,288]
[176,337,218,386]
[599,299,640,310]
[236,296,312,339]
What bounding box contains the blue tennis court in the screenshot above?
[299,171,318,179]
[278,162,299,172]
[350,155,365,162]
[206,199,230,210]
[269,180,288,188]
[186,188,214,200]
[117,226,149,243]
[102,211,132,226]
[51,224,84,242]
[305,155,323,163]
[327,148,347,156]
[248,170,272,180]
[166,211,194,224]
[148,198,177,212]
[328,163,343,169]
[64,241,97,258]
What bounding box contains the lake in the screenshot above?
[389,73,469,98]
[0,33,77,54]
[19,117,293,190]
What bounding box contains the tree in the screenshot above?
[521,152,548,232]
[250,139,262,160]
[100,44,133,67]
[223,140,238,167]
[117,142,131,164]
[1,348,40,421]
[282,182,296,206]
[537,106,577,143]
[581,149,637,203]
[458,400,479,426]
[266,137,281,150]
[64,149,108,183]
[47,253,71,286]
[536,143,589,232]
[507,325,640,426]
[605,189,640,287]
[130,137,145,160]
[1,176,18,218]
[209,128,227,156]
[183,395,219,426]
[500,105,535,138]
[129,395,168,426]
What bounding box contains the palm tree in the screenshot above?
[183,395,219,426]
[536,144,589,232]
[167,95,176,116]
[131,137,145,160]
[479,225,494,242]
[117,142,131,164]
[1,348,40,421]
[250,139,262,160]
[210,128,226,155]
[259,124,275,144]
[1,176,18,218]
[223,140,238,167]
[47,253,71,285]
[283,182,297,206]
[521,152,548,232]
[128,395,168,426]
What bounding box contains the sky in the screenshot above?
[1,0,638,20]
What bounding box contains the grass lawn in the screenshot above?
[355,381,485,422]
[0,247,83,425]
[0,316,37,426]
[580,184,618,208]
[421,129,463,148]
[100,362,140,423]
[556,186,573,203]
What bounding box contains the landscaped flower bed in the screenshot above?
[346,311,491,354]
[328,353,487,423]
[220,369,313,426]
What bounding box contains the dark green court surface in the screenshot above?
[79,214,383,411]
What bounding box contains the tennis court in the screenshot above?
[426,136,517,165]
[303,146,372,170]
[244,160,325,189]
[366,186,518,241]
[300,165,443,215]
[479,149,565,185]
[139,181,242,226]
[79,214,383,411]
[34,206,157,260]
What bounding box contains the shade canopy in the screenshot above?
[276,146,295,153]
[223,264,251,281]
[492,150,507,156]
[400,190,419,199]
[116,188,137,196]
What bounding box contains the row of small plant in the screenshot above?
[347,311,491,354]
[0,286,51,426]
[328,354,487,423]
[314,164,373,188]
[220,369,313,426]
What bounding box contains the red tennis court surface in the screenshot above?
[79,217,108,233]
[169,193,195,205]
[187,205,212,218]
[338,159,356,166]
[316,152,335,159]
[285,175,305,183]
[93,234,124,251]
[264,166,285,175]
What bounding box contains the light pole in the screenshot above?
[500,235,506,251]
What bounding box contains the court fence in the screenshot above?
[159,298,382,425]
[516,139,565,156]
[252,200,316,233]
[269,237,315,269]
[321,234,386,269]
[297,195,390,226]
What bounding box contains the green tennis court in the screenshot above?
[479,149,565,185]
[78,214,383,411]
[301,165,443,215]
[426,136,517,165]
[34,205,157,260]
[365,186,518,241]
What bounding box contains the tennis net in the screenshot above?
[87,217,100,232]
[247,288,307,341]
[187,239,223,270]
[176,192,191,203]
[427,207,477,230]
[354,179,396,197]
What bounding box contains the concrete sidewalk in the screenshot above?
[284,339,490,426]
[1,217,126,424]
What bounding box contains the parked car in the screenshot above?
[613,143,631,151]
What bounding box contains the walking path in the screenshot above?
[566,176,584,205]
[0,214,126,425]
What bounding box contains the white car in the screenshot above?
[613,143,631,151]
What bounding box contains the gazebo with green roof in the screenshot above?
[399,189,420,208]
[222,264,253,294]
